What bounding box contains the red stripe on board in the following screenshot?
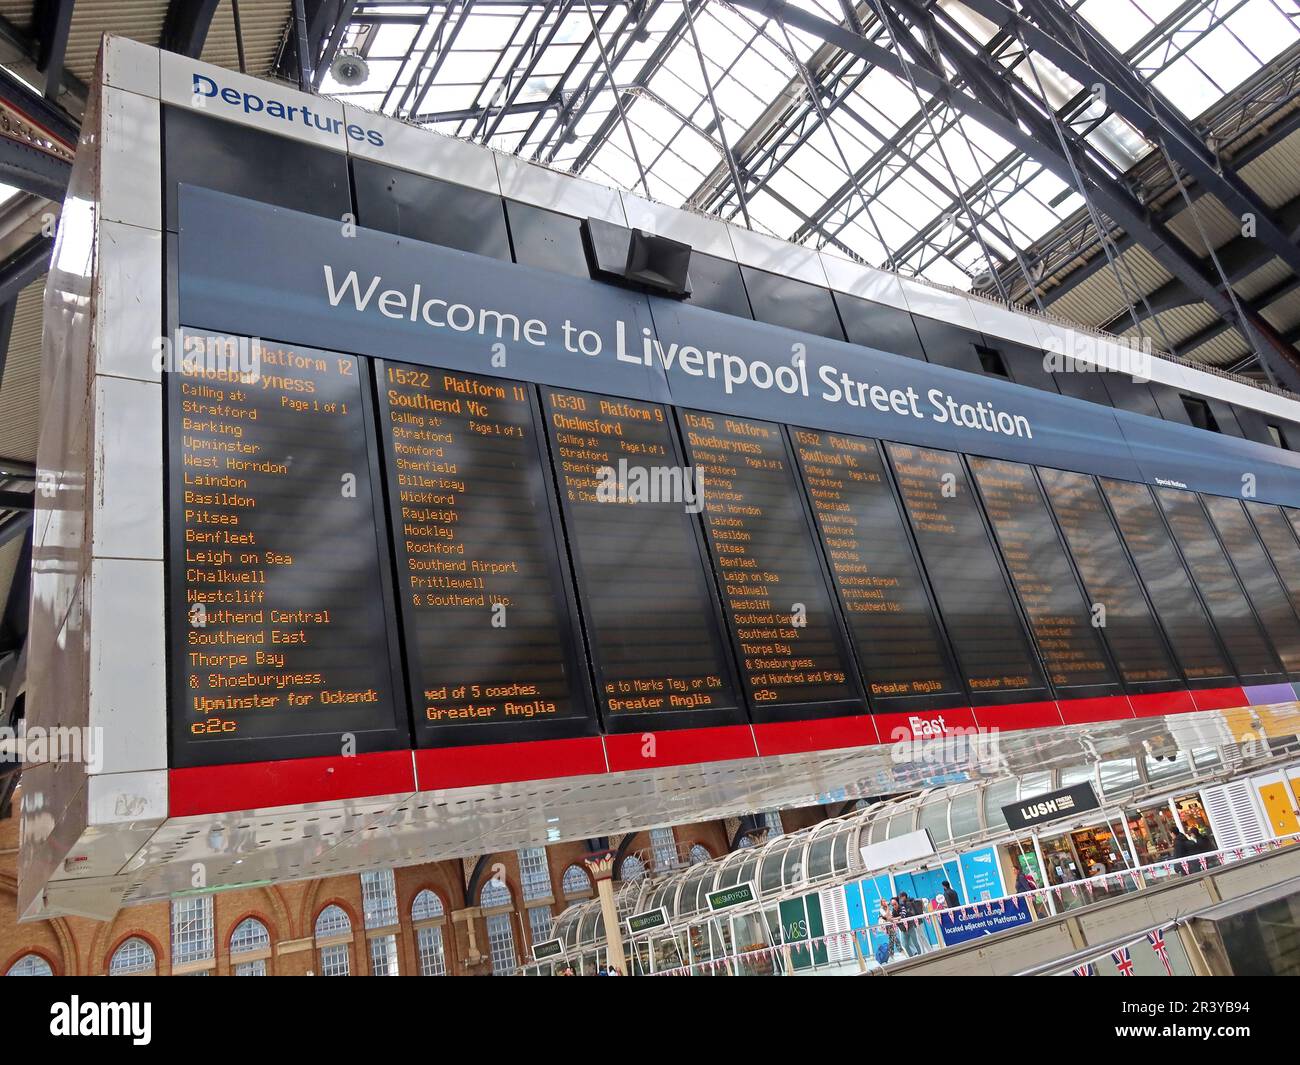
[752,715,878,757]
[1057,695,1134,725]
[415,736,607,790]
[1129,689,1197,717]
[1190,686,1248,712]
[972,700,1063,732]
[169,750,416,817]
[604,725,757,773]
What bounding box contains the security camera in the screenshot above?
[330,49,369,87]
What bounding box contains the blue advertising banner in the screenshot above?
[845,874,896,960]
[959,846,1005,903]
[939,897,1033,946]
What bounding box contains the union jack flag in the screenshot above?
[1147,929,1172,975]
[1112,946,1135,976]
[1072,962,1096,976]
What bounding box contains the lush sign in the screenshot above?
[1002,782,1101,830]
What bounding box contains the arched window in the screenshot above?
[230,917,270,954]
[314,905,352,977]
[315,905,351,937]
[619,854,647,881]
[230,918,271,976]
[6,953,52,976]
[480,876,512,910]
[411,889,445,921]
[688,844,712,865]
[561,864,591,897]
[411,891,447,976]
[108,937,156,976]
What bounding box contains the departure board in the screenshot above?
[883,443,1046,697]
[167,335,406,766]
[539,386,742,727]
[789,428,963,705]
[1155,488,1279,680]
[376,363,594,743]
[676,410,860,718]
[1099,479,1232,682]
[968,458,1118,691]
[1246,502,1300,620]
[1202,495,1300,675]
[1038,469,1179,687]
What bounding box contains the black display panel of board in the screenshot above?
[167,335,407,766]
[1099,479,1233,684]
[788,428,965,710]
[967,457,1120,694]
[675,409,862,722]
[374,363,596,745]
[1037,469,1181,689]
[538,386,745,731]
[1246,502,1300,621]
[1201,495,1300,676]
[1154,488,1281,681]
[883,442,1049,703]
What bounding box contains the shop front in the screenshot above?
[1174,793,1213,838]
[1125,801,1183,865]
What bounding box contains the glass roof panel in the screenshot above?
[323,0,1300,295]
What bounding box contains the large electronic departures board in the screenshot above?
[1037,469,1181,689]
[967,457,1119,695]
[883,443,1049,704]
[677,410,861,721]
[167,337,406,766]
[375,363,595,745]
[789,429,965,710]
[1100,478,1235,684]
[1246,502,1300,621]
[1155,488,1281,681]
[1201,496,1300,675]
[165,337,1300,766]
[538,386,744,731]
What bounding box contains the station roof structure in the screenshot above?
[0,0,1299,813]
